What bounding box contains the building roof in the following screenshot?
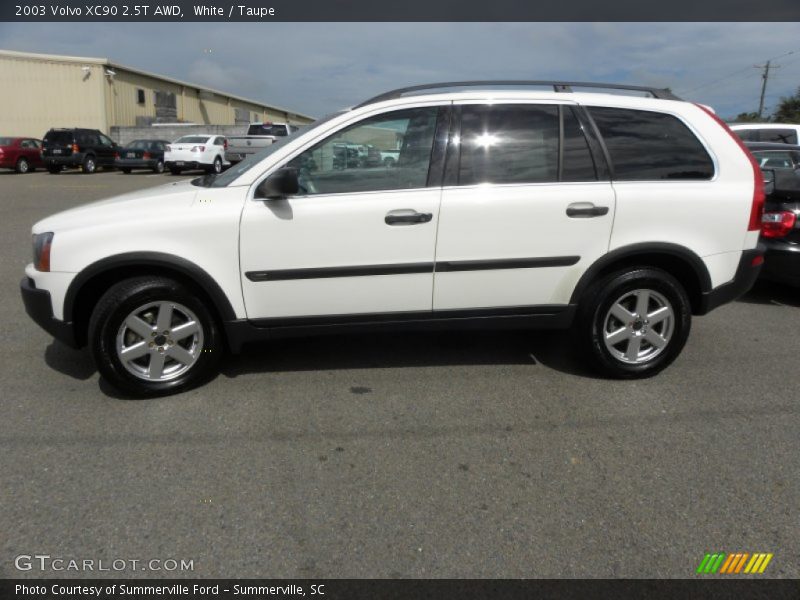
[0,49,314,120]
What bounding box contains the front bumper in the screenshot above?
[20,277,78,348]
[698,246,765,314]
[760,239,800,286]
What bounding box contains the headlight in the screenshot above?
[33,232,54,272]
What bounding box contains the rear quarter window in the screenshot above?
[588,107,715,181]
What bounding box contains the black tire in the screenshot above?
[153,160,165,174]
[88,276,223,397]
[47,164,61,174]
[206,156,222,174]
[15,157,29,174]
[81,155,97,174]
[121,167,132,174]
[169,167,182,175]
[575,267,691,379]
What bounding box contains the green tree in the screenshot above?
[772,87,800,123]
[732,111,766,123]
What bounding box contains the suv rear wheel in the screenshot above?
[88,277,223,397]
[81,155,97,174]
[577,267,691,378]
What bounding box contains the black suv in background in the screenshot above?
[747,141,800,286]
[41,128,120,174]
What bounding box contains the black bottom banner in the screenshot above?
[2,579,800,600]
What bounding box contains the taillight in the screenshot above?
[114,152,119,159]
[223,139,228,150]
[142,151,151,159]
[762,211,797,238]
[190,146,205,152]
[694,103,764,231]
[71,143,80,153]
[33,232,54,272]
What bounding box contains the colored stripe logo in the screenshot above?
[696,552,773,574]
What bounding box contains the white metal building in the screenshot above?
[0,49,314,138]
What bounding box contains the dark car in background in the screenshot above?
[115,139,171,174]
[0,137,43,173]
[747,141,800,286]
[41,128,120,174]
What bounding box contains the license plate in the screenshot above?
[126,152,136,158]
[175,161,184,166]
[52,149,62,155]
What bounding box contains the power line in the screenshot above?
[678,48,800,96]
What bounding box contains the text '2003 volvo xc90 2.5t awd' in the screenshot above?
[21,81,766,397]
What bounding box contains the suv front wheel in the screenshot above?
[89,277,223,397]
[577,267,691,378]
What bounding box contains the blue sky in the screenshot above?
[1,22,799,119]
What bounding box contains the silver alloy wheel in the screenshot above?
[602,288,674,364]
[213,157,222,173]
[84,157,95,173]
[17,158,29,173]
[115,301,204,382]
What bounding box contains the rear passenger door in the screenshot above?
[433,102,615,311]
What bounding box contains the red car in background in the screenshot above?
[0,137,44,173]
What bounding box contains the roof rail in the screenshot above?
[355,80,682,107]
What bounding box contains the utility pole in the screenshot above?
[755,60,780,119]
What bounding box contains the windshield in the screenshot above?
[175,136,210,144]
[126,140,149,149]
[752,150,799,170]
[196,112,343,188]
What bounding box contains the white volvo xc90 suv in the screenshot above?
[22,81,766,397]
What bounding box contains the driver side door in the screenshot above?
[239,103,450,320]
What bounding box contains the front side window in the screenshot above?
[98,134,115,147]
[589,107,714,180]
[287,106,439,195]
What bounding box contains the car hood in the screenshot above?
[33,179,199,234]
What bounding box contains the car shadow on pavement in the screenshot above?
[220,329,599,379]
[44,341,96,380]
[738,280,800,307]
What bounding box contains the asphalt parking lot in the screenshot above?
[1,169,798,579]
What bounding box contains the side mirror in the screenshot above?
[256,167,299,199]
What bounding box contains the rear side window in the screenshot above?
[458,104,559,185]
[589,107,714,180]
[456,104,599,186]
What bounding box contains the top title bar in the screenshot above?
[3,0,800,21]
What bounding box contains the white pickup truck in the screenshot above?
[225,122,300,163]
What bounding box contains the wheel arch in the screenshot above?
[65,252,237,347]
[570,243,712,315]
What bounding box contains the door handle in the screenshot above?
[566,202,610,218]
[385,209,433,225]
